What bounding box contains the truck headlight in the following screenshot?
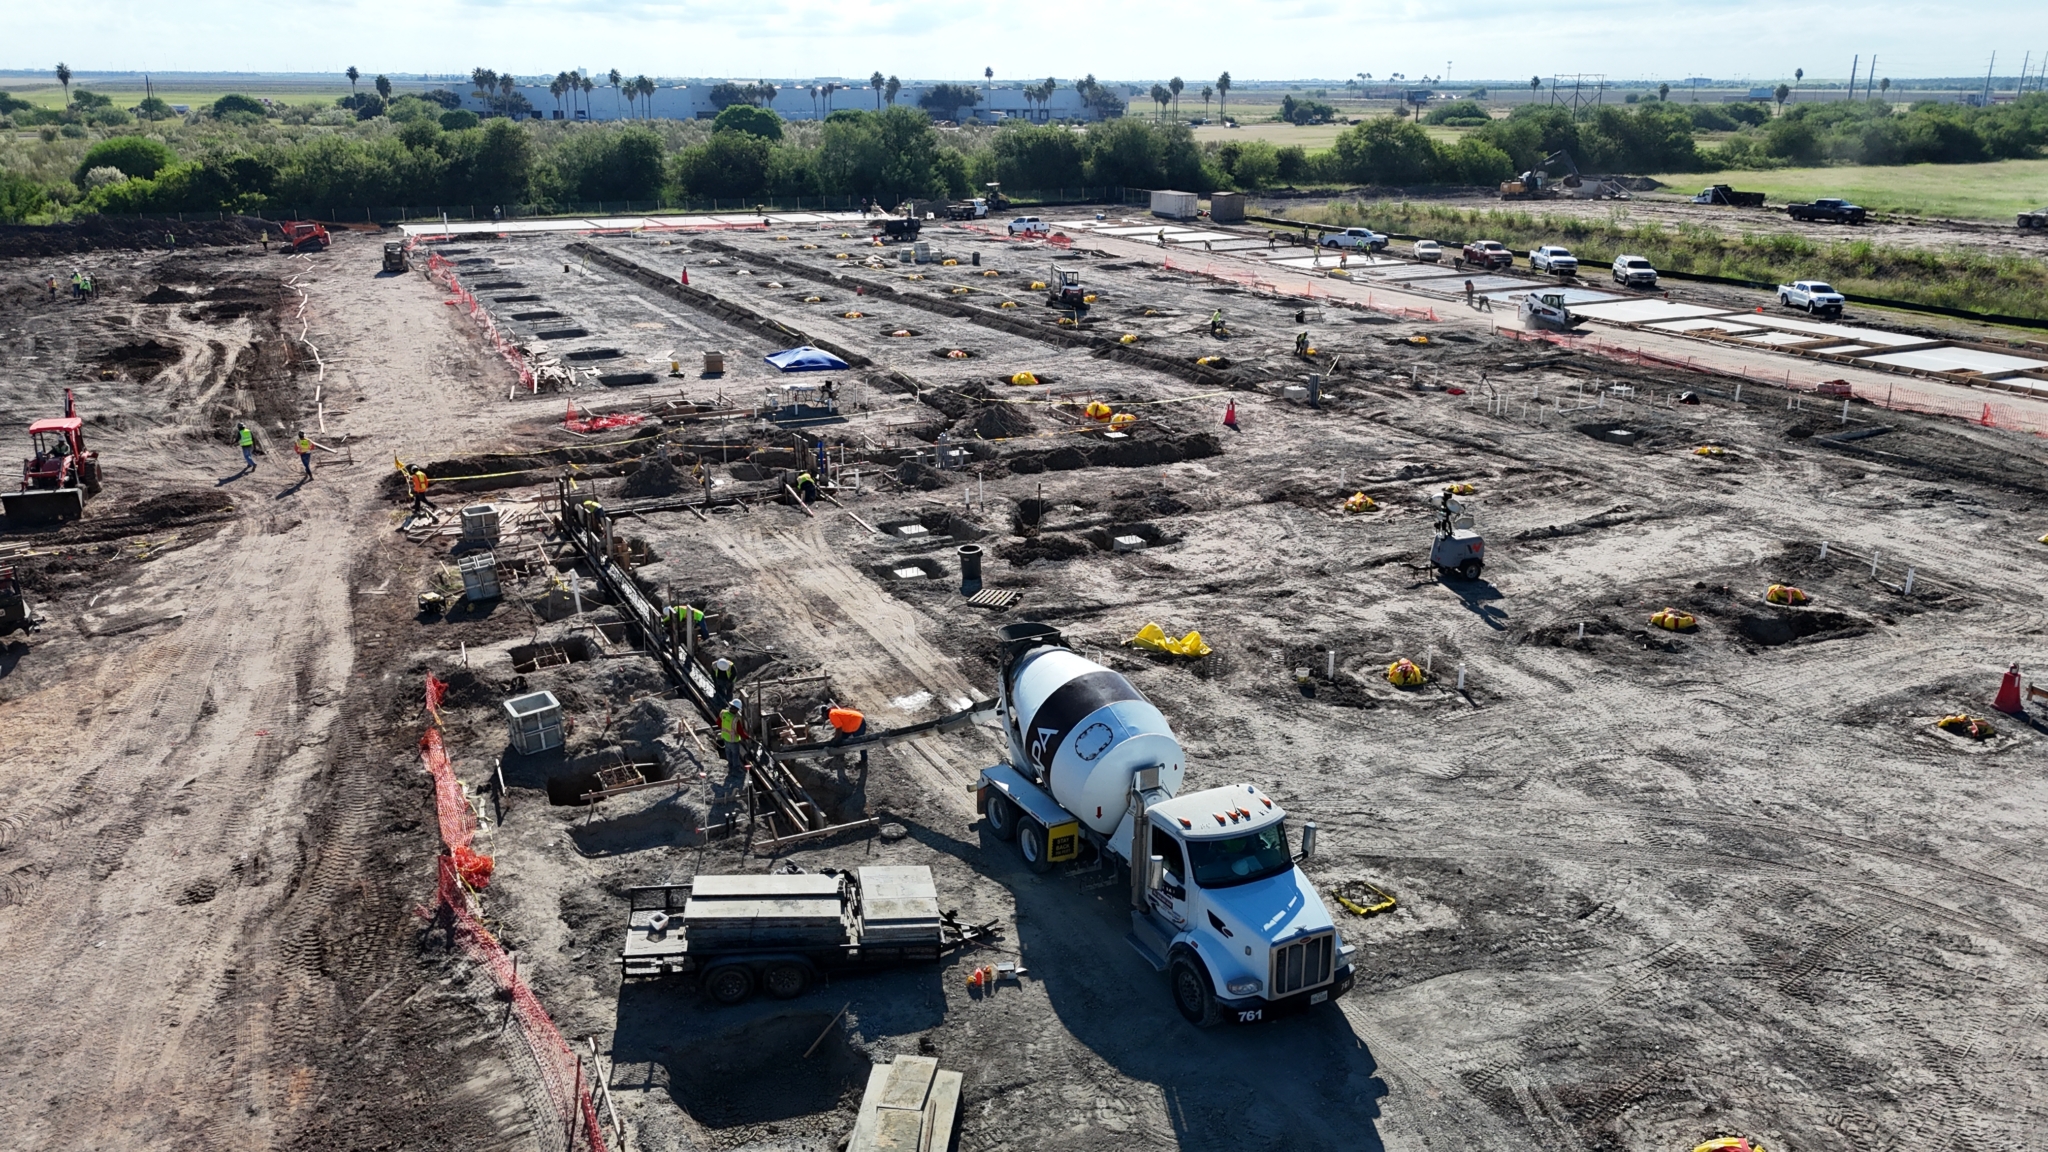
[1226,977,1263,996]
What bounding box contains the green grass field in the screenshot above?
[3,79,379,111]
[1650,158,2048,222]
[1189,120,1466,148]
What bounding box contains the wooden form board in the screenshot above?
[848,1055,962,1152]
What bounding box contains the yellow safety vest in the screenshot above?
[238,428,254,447]
[719,710,741,744]
[295,438,312,453]
[411,472,429,494]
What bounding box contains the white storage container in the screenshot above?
[458,552,500,602]
[504,690,564,754]
[1150,190,1198,220]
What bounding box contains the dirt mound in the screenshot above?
[133,489,234,524]
[969,403,1033,440]
[1007,431,1223,474]
[1000,534,1090,566]
[138,286,191,305]
[621,445,687,497]
[897,459,947,490]
[99,340,182,368]
[0,215,269,258]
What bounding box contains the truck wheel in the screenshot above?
[763,962,811,1000]
[1458,560,1483,581]
[1169,955,1226,1028]
[985,793,1018,841]
[703,965,753,1005]
[1016,816,1053,874]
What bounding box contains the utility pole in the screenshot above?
[1848,56,1858,103]
[1984,53,1996,105]
[1866,56,1876,99]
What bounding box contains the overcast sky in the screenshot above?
[7,0,2039,83]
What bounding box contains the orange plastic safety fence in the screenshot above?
[438,859,607,1152]
[418,727,484,879]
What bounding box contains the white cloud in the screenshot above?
[5,0,2031,81]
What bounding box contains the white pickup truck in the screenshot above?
[1530,245,1578,275]
[1778,280,1845,318]
[1319,227,1388,252]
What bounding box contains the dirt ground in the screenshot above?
[4,213,2047,1152]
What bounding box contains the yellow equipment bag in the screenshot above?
[1446,482,1476,495]
[842,311,864,318]
[1011,372,1041,387]
[1765,583,1809,605]
[1109,412,1136,430]
[1128,623,1212,658]
[1694,445,1725,456]
[1084,401,1112,420]
[1120,333,1139,344]
[1387,659,1425,686]
[1650,607,1696,630]
[1196,355,1222,366]
[1936,714,1996,739]
[999,300,1018,308]
[941,259,957,266]
[1344,492,1377,513]
[1030,281,1047,290]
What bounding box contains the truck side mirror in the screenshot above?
[1145,854,1166,891]
[1299,822,1318,860]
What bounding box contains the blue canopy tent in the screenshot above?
[764,346,850,373]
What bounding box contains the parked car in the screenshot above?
[1413,239,1442,262]
[1611,255,1658,287]
[1007,216,1048,235]
[1786,199,1866,225]
[1530,245,1579,275]
[1461,240,1512,270]
[1777,280,1846,317]
[1320,227,1389,252]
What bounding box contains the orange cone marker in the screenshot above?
[1994,662,2024,715]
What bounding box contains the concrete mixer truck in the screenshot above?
[975,623,1356,1026]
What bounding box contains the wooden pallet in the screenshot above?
[964,588,1020,610]
[849,1055,962,1152]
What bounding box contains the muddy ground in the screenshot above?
[4,214,2046,1152]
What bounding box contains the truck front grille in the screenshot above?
[1270,931,1335,997]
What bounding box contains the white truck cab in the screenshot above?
[1007,216,1048,235]
[1530,245,1578,274]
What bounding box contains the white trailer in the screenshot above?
[1149,190,1199,220]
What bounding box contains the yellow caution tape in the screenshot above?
[1332,882,1396,917]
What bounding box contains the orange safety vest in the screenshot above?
[295,438,313,454]
[410,471,429,494]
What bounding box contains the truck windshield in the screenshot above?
[1810,284,1836,294]
[1186,823,1293,889]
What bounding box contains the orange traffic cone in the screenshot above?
[680,268,690,286]
[1223,400,1239,430]
[1994,662,2024,715]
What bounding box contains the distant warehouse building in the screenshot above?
[460,80,1110,123]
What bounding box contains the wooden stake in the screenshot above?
[804,1002,853,1058]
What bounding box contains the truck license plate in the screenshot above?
[1310,991,1329,1005]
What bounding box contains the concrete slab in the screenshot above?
[1160,231,1240,244]
[1860,346,2048,374]
[1739,315,1928,346]
[1352,263,1469,281]
[1742,332,1825,347]
[1444,275,1535,293]
[1822,345,1874,355]
[1569,300,1738,324]
[1096,225,1201,237]
[1644,317,1765,335]
[1487,286,1624,306]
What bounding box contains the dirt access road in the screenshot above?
[0,233,543,1150]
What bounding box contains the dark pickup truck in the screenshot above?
[1786,198,1867,225]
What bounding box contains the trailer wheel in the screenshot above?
[1458,560,1483,581]
[1016,816,1053,874]
[1170,955,1226,1028]
[763,962,811,1000]
[985,793,1018,842]
[703,965,753,1005]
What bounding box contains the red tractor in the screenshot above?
[280,220,330,252]
[3,390,102,525]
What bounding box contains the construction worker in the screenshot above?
[46,275,57,301]
[718,698,747,772]
[261,230,270,252]
[1464,280,1476,307]
[235,422,257,469]
[1295,331,1310,357]
[292,430,329,479]
[711,656,736,701]
[1209,308,1225,337]
[795,470,818,503]
[409,467,439,515]
[663,602,709,644]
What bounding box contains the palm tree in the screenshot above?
[1774,83,1790,114]
[500,73,517,117]
[1201,85,1212,117]
[871,71,885,109]
[55,63,71,105]
[1793,67,1804,103]
[609,69,622,117]
[550,75,566,117]
[1169,76,1184,118]
[885,75,902,106]
[347,66,360,100]
[1150,84,1170,121]
[581,74,594,116]
[1216,71,1231,122]
[472,67,496,115]
[985,66,994,94]
[636,76,656,118]
[1879,77,1890,101]
[1658,82,1670,102]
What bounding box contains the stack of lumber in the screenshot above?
[856,866,942,946]
[849,1055,962,1152]
[681,873,847,949]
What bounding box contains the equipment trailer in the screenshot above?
[619,865,996,1003]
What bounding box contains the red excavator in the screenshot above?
[3,389,102,525]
